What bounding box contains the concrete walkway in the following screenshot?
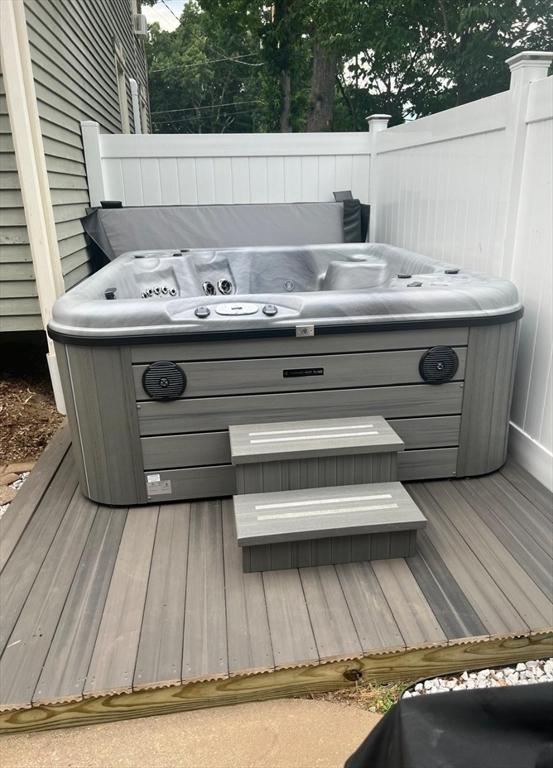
[0,699,380,768]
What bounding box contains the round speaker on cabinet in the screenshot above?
[142,361,186,400]
[419,346,459,384]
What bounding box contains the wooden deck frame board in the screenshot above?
[1,632,551,735]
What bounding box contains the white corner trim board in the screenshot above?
[0,0,66,414]
[508,422,553,492]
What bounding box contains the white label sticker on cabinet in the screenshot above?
[146,474,172,496]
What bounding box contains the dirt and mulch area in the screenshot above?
[0,336,64,508]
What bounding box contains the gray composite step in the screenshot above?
[229,415,405,464]
[233,481,427,572]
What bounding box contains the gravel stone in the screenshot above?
[403,658,552,698]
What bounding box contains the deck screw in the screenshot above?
[343,668,363,682]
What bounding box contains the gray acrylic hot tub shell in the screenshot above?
[49,243,521,341]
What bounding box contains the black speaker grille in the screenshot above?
[142,361,186,400]
[419,346,459,384]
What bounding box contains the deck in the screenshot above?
[0,426,552,734]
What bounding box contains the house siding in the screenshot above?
[0,0,149,332]
[0,67,42,332]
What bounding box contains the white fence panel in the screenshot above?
[509,75,553,483]
[373,92,509,275]
[86,131,372,207]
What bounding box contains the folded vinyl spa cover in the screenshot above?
[345,682,553,768]
[81,200,368,264]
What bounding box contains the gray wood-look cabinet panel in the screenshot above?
[235,453,398,494]
[457,321,518,476]
[133,348,467,400]
[60,344,147,505]
[141,448,458,502]
[140,416,461,470]
[138,383,464,436]
[130,327,469,364]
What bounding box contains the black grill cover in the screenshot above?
[345,682,553,768]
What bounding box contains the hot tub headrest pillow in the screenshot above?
[81,200,369,265]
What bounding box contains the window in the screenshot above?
[114,44,130,133]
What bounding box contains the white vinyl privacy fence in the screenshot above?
[82,52,553,489]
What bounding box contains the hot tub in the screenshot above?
[48,243,522,505]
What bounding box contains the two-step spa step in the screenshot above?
[230,415,427,572]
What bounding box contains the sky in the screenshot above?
[142,0,187,32]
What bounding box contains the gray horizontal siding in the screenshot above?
[0,67,35,331]
[0,1,149,332]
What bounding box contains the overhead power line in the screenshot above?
[152,99,262,115]
[150,53,262,74]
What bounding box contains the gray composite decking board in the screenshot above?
[335,562,405,653]
[130,327,470,364]
[137,382,464,436]
[0,490,96,710]
[134,504,191,689]
[406,528,489,641]
[221,500,274,676]
[484,474,553,553]
[0,451,77,656]
[233,482,426,546]
[133,348,467,400]
[182,501,228,682]
[229,415,404,464]
[140,416,462,471]
[0,425,70,572]
[407,484,528,637]
[83,507,159,697]
[33,507,128,705]
[262,568,318,668]
[426,482,553,631]
[299,566,363,662]
[371,558,447,648]
[499,460,553,520]
[455,479,553,595]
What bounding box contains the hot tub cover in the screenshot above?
[346,682,553,768]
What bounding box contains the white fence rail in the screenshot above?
[82,129,375,208]
[81,53,553,488]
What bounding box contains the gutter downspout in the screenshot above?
[0,0,66,413]
[129,78,142,134]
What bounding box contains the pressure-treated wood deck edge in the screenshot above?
[1,631,551,735]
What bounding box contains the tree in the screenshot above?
[144,0,553,133]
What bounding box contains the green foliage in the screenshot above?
[145,0,553,132]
